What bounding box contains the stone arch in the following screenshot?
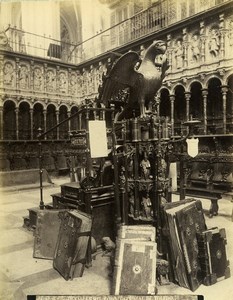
[33,100,46,110]
[3,100,17,140]
[18,99,33,109]
[170,82,186,95]
[18,101,31,140]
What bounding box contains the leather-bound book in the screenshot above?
[53,210,92,280]
[33,209,67,260]
[112,238,157,295]
[163,198,206,291]
[197,227,231,285]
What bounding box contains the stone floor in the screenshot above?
[0,175,232,300]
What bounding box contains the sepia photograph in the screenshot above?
[0,1,233,300]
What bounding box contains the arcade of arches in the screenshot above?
[1,74,233,175]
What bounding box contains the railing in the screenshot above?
[3,0,229,64]
[4,1,166,64]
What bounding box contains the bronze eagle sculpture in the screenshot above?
[99,40,169,121]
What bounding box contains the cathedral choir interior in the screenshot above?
[0,1,233,300]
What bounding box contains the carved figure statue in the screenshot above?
[175,40,184,69]
[19,65,29,89]
[191,34,200,61]
[99,40,169,120]
[141,193,152,219]
[3,62,14,86]
[128,189,135,216]
[46,70,55,92]
[59,72,67,93]
[140,152,151,180]
[34,67,43,90]
[209,28,220,57]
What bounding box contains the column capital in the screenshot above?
[221,85,228,94]
[201,88,208,96]
[184,91,191,99]
[169,94,175,101]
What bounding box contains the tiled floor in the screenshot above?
[0,176,232,300]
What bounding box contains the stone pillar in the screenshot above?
[67,111,71,134]
[202,89,208,135]
[30,108,33,140]
[184,92,191,121]
[15,107,19,140]
[169,95,175,136]
[43,109,47,139]
[56,110,59,139]
[221,85,228,134]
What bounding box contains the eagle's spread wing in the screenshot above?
[100,51,141,106]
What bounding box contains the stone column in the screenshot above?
[30,108,33,140]
[202,89,208,135]
[15,107,19,140]
[169,95,175,136]
[184,92,191,121]
[43,109,47,139]
[67,111,71,134]
[221,85,228,134]
[56,110,59,140]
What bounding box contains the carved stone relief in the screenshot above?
[69,72,77,95]
[174,39,184,69]
[76,70,82,98]
[19,63,30,89]
[58,71,68,93]
[46,69,56,92]
[3,61,15,87]
[208,27,220,58]
[34,66,43,91]
[191,32,201,63]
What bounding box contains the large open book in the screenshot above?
[163,198,207,291]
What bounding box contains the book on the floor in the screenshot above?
[163,198,207,291]
[53,210,92,280]
[117,225,156,241]
[112,238,157,295]
[33,209,68,260]
[197,227,231,285]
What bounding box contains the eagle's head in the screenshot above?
[144,40,167,60]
